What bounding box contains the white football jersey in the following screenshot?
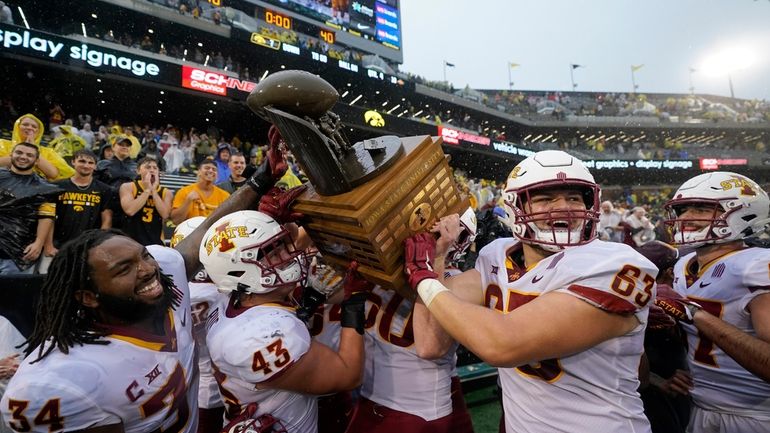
[672,247,770,417]
[1,246,198,433]
[475,238,656,433]
[189,281,224,409]
[359,286,458,421]
[206,296,317,433]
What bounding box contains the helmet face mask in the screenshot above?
[503,151,600,252]
[664,172,770,248]
[446,207,477,263]
[199,211,308,295]
[238,229,307,290]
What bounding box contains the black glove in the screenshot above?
[296,286,326,325]
[341,262,374,334]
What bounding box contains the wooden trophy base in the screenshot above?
[293,135,468,296]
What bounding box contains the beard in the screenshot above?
[11,158,35,171]
[96,271,182,324]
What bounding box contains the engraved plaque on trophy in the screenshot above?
[247,70,468,294]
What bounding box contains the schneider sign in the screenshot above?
[0,24,173,82]
[181,66,256,96]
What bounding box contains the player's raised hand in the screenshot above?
[654,286,701,324]
[403,233,439,290]
[647,304,677,330]
[246,124,289,195]
[258,185,307,224]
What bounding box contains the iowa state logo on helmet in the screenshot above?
[204,223,250,255]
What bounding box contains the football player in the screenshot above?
[199,210,368,433]
[0,126,289,433]
[344,210,477,433]
[170,217,225,433]
[655,172,770,433]
[404,150,659,432]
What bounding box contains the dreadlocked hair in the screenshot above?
[24,229,126,363]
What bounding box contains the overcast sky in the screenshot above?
[400,0,770,100]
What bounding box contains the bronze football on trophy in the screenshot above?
[247,70,339,119]
[247,70,468,293]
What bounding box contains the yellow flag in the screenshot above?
[631,64,645,72]
[509,62,520,69]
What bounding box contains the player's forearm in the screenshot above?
[333,328,364,390]
[694,311,770,383]
[176,186,260,278]
[419,281,519,367]
[413,300,455,359]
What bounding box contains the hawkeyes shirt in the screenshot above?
[359,286,458,422]
[476,238,657,433]
[1,246,198,433]
[53,178,112,248]
[673,248,770,418]
[206,296,317,433]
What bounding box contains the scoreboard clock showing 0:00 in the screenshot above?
[265,10,292,30]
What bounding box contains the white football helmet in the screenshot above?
[664,172,770,248]
[171,216,209,282]
[446,207,477,263]
[170,216,206,248]
[502,150,600,252]
[199,210,307,294]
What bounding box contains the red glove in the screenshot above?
[258,185,307,224]
[267,125,288,179]
[343,261,374,301]
[246,125,288,195]
[403,233,439,290]
[647,304,677,330]
[654,286,702,324]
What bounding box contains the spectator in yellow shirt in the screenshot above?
[170,159,229,224]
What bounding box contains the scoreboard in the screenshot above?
[255,0,401,51]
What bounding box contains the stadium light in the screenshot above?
[17,7,29,29]
[148,29,154,34]
[91,13,97,19]
[414,110,424,116]
[381,101,388,107]
[386,104,400,114]
[701,46,756,98]
[81,23,87,37]
[341,91,349,98]
[160,91,164,95]
[98,90,103,94]
[260,70,269,80]
[349,94,363,105]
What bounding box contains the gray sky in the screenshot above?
[400,0,770,100]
